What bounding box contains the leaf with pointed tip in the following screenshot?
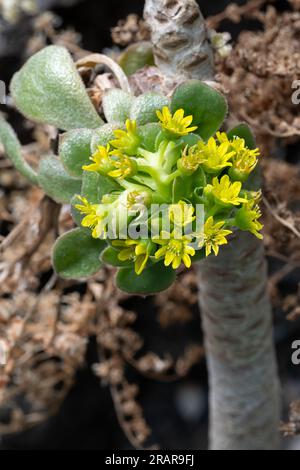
[130,92,169,126]
[101,246,132,267]
[10,45,103,130]
[91,123,123,153]
[81,171,120,204]
[171,80,228,140]
[119,42,154,76]
[59,128,94,177]
[116,262,176,294]
[0,115,38,185]
[102,89,133,123]
[38,156,82,203]
[52,228,105,279]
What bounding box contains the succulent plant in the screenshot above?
[0,45,262,294]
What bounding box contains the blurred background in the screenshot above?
[0,0,300,450]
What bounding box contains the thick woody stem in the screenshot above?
[144,0,214,80]
[198,232,280,449]
[144,0,281,450]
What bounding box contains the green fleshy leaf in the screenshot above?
[91,123,123,153]
[10,45,103,131]
[171,80,228,140]
[81,171,120,204]
[102,89,133,123]
[193,182,207,204]
[155,130,168,150]
[192,167,206,188]
[138,123,161,152]
[38,156,82,203]
[119,42,154,76]
[0,115,38,185]
[130,92,169,126]
[70,194,85,226]
[52,228,105,279]
[173,166,205,203]
[172,176,192,203]
[59,128,94,177]
[116,262,176,294]
[101,246,132,267]
[179,133,201,147]
[227,123,256,149]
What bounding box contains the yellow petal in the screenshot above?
[135,254,148,275]
[174,109,184,122]
[182,254,191,268]
[155,247,166,259]
[135,243,147,256]
[164,251,175,266]
[187,126,198,133]
[181,115,193,127]
[118,248,133,261]
[212,245,219,256]
[205,244,212,257]
[185,245,195,256]
[162,106,171,120]
[172,255,182,269]
[156,110,163,121]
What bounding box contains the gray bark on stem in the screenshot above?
[144,0,214,80]
[144,0,281,450]
[198,231,280,449]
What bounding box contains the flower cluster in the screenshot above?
[75,107,262,275]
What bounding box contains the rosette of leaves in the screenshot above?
[0,45,262,295]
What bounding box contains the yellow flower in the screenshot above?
[153,231,195,269]
[126,190,152,208]
[195,137,234,173]
[216,132,259,180]
[201,216,232,257]
[169,200,195,227]
[108,153,137,180]
[75,196,95,215]
[112,239,152,275]
[82,144,114,175]
[206,174,247,207]
[216,131,229,144]
[180,145,203,172]
[83,142,138,179]
[110,120,141,155]
[230,139,259,177]
[156,106,198,137]
[235,198,263,239]
[75,196,108,238]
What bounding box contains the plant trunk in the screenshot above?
[198,231,280,449]
[144,0,281,450]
